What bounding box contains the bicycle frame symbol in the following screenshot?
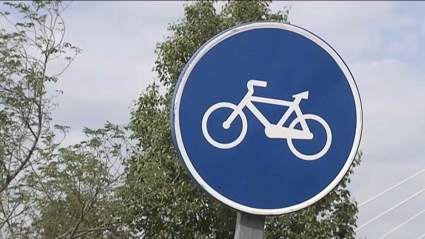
[201,79,332,161]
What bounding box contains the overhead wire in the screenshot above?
[378,208,425,239]
[417,232,425,239]
[356,187,425,231]
[358,169,425,208]
[353,167,425,236]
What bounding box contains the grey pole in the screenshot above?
[234,212,266,239]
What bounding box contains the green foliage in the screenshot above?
[0,1,133,238]
[264,152,362,239]
[125,0,361,239]
[0,1,80,238]
[0,0,79,192]
[21,123,131,239]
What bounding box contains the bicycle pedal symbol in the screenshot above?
[201,79,332,161]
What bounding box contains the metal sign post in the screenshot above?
[170,21,362,238]
[234,213,265,239]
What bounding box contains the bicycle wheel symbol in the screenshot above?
[201,102,248,149]
[287,114,332,161]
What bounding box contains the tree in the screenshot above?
[21,123,131,239]
[0,3,134,238]
[0,1,80,238]
[124,0,362,239]
[1,1,131,238]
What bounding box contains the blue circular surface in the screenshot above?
[170,22,362,215]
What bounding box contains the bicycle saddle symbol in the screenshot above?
[201,79,332,161]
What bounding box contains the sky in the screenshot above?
[2,1,425,238]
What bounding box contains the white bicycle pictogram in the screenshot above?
[201,79,332,161]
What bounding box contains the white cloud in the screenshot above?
[421,20,425,35]
[48,2,185,131]
[344,56,425,238]
[352,59,425,161]
[272,1,418,61]
[386,33,420,56]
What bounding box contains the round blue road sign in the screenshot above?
[170,21,362,215]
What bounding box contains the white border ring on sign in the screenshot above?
[171,21,363,216]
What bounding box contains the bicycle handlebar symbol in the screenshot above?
[201,79,332,161]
